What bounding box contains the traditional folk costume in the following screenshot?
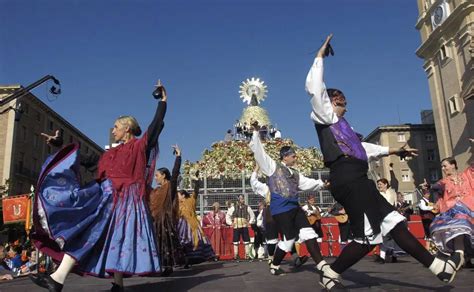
[149,155,182,275]
[250,171,279,262]
[177,182,215,265]
[249,131,326,275]
[429,166,474,255]
[226,200,255,260]
[32,101,167,278]
[202,209,227,259]
[306,55,462,288]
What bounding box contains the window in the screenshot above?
[448,95,460,115]
[401,169,411,182]
[69,135,74,143]
[60,128,64,137]
[85,146,89,154]
[36,111,41,122]
[397,133,406,142]
[425,134,434,141]
[440,45,448,60]
[427,149,435,161]
[48,120,54,131]
[429,168,439,182]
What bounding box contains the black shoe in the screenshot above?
[111,283,124,292]
[29,273,63,292]
[270,267,285,276]
[391,256,398,263]
[183,264,190,269]
[319,272,346,291]
[436,253,463,284]
[374,255,383,263]
[161,267,173,277]
[294,256,309,268]
[378,257,386,264]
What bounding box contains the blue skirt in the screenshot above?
[33,144,160,277]
[177,218,215,265]
[430,202,474,254]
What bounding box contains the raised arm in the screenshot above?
[192,172,200,200]
[146,83,168,157]
[305,34,338,125]
[170,145,182,202]
[249,130,276,176]
[147,100,167,149]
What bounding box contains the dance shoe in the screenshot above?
[29,273,63,292]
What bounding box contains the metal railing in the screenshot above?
[182,169,335,216]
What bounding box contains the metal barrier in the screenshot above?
[181,169,335,216]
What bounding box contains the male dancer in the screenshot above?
[250,165,309,268]
[306,34,462,290]
[249,127,328,276]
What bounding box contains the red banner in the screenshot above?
[2,195,30,224]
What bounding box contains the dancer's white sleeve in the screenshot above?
[250,171,269,198]
[305,57,338,125]
[298,174,324,191]
[362,142,389,161]
[249,131,276,176]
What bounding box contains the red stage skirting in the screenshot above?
[203,215,426,260]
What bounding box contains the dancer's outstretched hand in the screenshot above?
[172,144,181,156]
[40,130,63,147]
[317,34,333,58]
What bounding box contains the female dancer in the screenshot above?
[177,175,215,268]
[30,83,168,292]
[149,145,182,276]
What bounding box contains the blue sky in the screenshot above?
[1,0,431,169]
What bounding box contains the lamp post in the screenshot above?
[0,75,61,122]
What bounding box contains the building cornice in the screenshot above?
[416,2,473,59]
[364,124,436,142]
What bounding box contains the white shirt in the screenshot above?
[302,204,322,217]
[256,209,264,227]
[249,131,324,191]
[250,171,269,198]
[226,204,256,225]
[305,57,389,161]
[418,197,434,211]
[379,188,397,206]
